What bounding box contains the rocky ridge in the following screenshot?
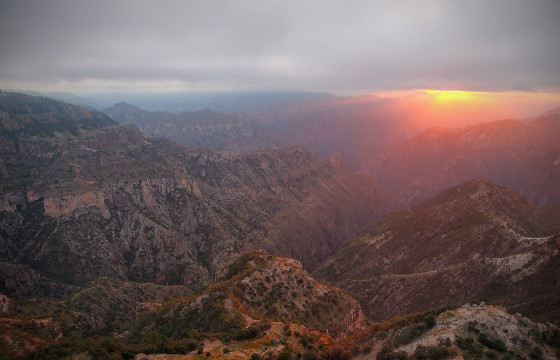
[316,178,560,324]
[0,252,364,359]
[339,304,560,359]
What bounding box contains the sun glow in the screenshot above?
[369,89,560,128]
[424,89,481,103]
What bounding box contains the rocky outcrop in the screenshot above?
[231,252,366,337]
[0,293,10,313]
[345,304,560,360]
[43,190,110,218]
[134,252,365,340]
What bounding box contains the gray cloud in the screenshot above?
[1,0,559,92]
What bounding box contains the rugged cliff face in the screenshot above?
[316,179,560,324]
[0,92,389,288]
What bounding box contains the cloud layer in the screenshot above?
[1,0,559,92]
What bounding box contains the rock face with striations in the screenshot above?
[316,179,560,324]
[0,92,388,289]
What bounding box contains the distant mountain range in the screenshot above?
[24,90,333,113]
[103,102,276,152]
[103,96,560,210]
[100,94,438,169]
[367,112,560,206]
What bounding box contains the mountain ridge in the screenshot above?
[103,102,274,152]
[316,178,560,325]
[368,113,560,206]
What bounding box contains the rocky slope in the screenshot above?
[0,91,115,137]
[0,92,388,289]
[103,102,274,152]
[316,179,560,325]
[368,113,560,206]
[0,251,363,359]
[335,304,560,359]
[133,252,365,339]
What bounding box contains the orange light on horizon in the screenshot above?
[371,88,560,127]
[424,89,482,103]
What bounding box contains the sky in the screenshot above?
[1,0,560,94]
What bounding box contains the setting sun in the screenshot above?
[424,89,480,102]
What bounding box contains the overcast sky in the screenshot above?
[1,0,559,93]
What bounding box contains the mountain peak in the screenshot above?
[139,251,364,340]
[455,176,500,190]
[110,102,142,110]
[417,177,527,212]
[0,91,115,137]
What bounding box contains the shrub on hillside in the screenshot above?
[413,345,453,360]
[478,333,507,352]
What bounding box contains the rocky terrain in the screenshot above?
[367,112,560,206]
[0,252,363,359]
[0,92,389,289]
[336,304,560,359]
[2,91,559,360]
[0,279,190,357]
[132,252,364,341]
[316,178,560,325]
[5,251,555,360]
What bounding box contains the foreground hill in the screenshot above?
[131,252,364,340]
[336,304,560,359]
[5,252,558,360]
[0,252,363,358]
[368,113,560,205]
[0,92,388,289]
[316,179,560,324]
